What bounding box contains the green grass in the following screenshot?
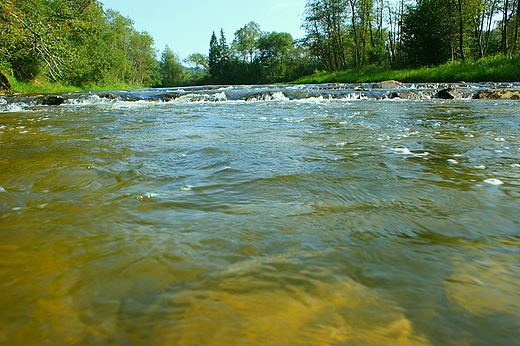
[9,79,81,95]
[79,82,145,92]
[293,55,520,84]
[2,72,146,95]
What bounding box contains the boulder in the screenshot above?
[372,80,403,89]
[41,95,65,106]
[474,89,520,100]
[435,88,460,99]
[386,92,400,99]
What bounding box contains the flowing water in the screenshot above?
[1,84,520,345]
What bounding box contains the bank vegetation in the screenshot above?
[1,0,520,95]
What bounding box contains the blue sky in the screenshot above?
[100,0,307,60]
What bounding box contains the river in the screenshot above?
[1,83,520,345]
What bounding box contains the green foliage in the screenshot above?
[402,0,456,66]
[298,0,518,74]
[302,0,349,71]
[208,31,222,82]
[184,53,208,71]
[205,22,321,85]
[0,0,160,90]
[159,45,187,87]
[233,21,262,62]
[256,32,295,82]
[3,0,518,92]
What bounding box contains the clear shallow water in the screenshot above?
[1,85,520,345]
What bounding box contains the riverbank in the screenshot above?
[2,55,520,96]
[294,55,520,84]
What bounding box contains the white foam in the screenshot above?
[286,85,306,90]
[64,94,111,106]
[391,147,429,157]
[213,92,227,101]
[0,186,6,192]
[474,165,486,169]
[447,159,459,164]
[176,92,228,102]
[136,192,156,200]
[1,103,26,113]
[112,100,157,109]
[269,91,289,101]
[392,147,413,155]
[341,93,368,100]
[180,185,193,191]
[483,178,504,185]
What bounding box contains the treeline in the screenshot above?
[202,0,520,84]
[0,0,162,88]
[301,0,520,71]
[200,23,320,84]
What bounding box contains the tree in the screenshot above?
[475,0,501,57]
[302,0,349,71]
[219,28,231,70]
[159,45,185,86]
[184,53,208,76]
[208,31,222,81]
[0,0,71,81]
[208,29,232,83]
[402,0,457,66]
[0,1,160,87]
[233,21,262,62]
[256,32,295,82]
[452,0,485,61]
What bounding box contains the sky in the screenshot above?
[99,0,307,60]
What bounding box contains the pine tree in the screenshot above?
[219,28,230,64]
[208,31,221,81]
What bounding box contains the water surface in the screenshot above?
[1,84,520,345]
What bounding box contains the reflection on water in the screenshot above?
[1,92,520,345]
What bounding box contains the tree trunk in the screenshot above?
[457,0,465,60]
[503,0,509,54]
[513,0,520,53]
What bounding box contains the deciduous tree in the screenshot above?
[159,45,185,87]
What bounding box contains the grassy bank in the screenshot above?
[294,55,520,84]
[1,72,145,95]
[3,55,519,95]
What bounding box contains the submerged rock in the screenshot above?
[475,89,520,100]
